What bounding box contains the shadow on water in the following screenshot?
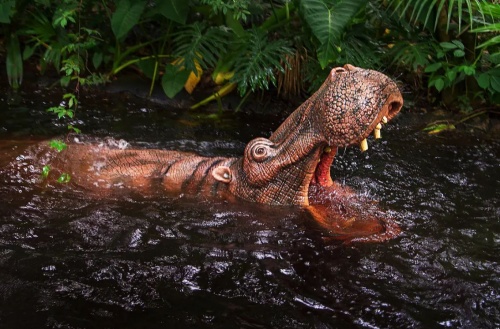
[0,89,499,328]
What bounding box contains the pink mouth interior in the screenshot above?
[310,147,336,187]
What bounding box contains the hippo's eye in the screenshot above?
[245,137,275,164]
[252,146,268,161]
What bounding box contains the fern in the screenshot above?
[173,22,229,74]
[229,29,292,95]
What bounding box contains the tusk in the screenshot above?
[374,123,382,139]
[382,116,388,124]
[360,138,368,152]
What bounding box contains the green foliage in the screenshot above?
[47,93,78,118]
[229,29,292,95]
[1,0,499,112]
[111,0,146,41]
[157,0,189,24]
[23,11,64,71]
[41,165,51,178]
[423,123,456,134]
[389,41,435,71]
[387,0,493,32]
[53,1,78,28]
[161,63,191,98]
[0,1,16,23]
[173,22,229,74]
[48,140,67,152]
[200,0,251,21]
[6,33,23,88]
[425,40,475,92]
[57,173,71,183]
[385,0,500,108]
[337,29,382,69]
[300,0,368,69]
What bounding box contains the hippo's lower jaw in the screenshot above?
[307,183,402,243]
[302,113,403,243]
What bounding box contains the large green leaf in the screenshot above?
[111,0,146,40]
[161,63,190,99]
[300,0,367,68]
[157,0,189,24]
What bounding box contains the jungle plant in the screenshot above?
[1,0,391,105]
[163,22,230,98]
[2,0,499,115]
[227,28,293,95]
[299,0,369,69]
[386,0,500,109]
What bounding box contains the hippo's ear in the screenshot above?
[212,166,232,183]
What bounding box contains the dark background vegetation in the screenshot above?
[1,0,499,133]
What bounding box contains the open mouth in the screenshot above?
[304,97,403,241]
[309,96,402,195]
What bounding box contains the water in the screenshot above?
[0,89,499,328]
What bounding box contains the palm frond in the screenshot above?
[338,26,382,69]
[173,22,229,74]
[387,0,494,33]
[230,28,293,95]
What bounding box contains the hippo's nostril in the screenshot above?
[334,68,346,73]
[389,101,402,115]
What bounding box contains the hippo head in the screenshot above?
[213,64,403,206]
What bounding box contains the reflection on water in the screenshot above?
[0,92,499,328]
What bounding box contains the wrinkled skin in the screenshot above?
[4,64,404,242]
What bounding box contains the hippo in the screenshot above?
[3,64,404,242]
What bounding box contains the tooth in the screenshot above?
[374,123,382,139]
[382,116,388,124]
[324,146,331,153]
[360,138,368,151]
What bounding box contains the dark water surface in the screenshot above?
[0,89,499,328]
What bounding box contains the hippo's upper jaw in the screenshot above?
[222,64,403,206]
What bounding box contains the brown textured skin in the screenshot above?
[227,64,403,205]
[39,64,404,242]
[51,147,237,198]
